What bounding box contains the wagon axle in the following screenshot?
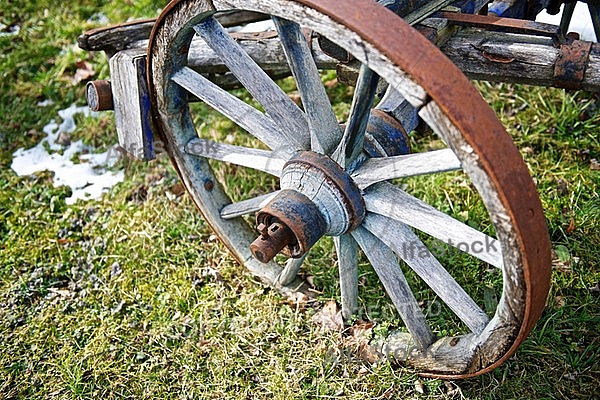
[250,151,366,263]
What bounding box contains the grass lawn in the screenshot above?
[1,1,598,399]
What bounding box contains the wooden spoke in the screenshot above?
[277,254,307,286]
[172,67,297,154]
[363,213,489,334]
[351,148,462,189]
[272,17,341,154]
[334,234,359,321]
[589,3,600,41]
[332,65,379,166]
[352,227,435,350]
[185,138,285,176]
[220,191,281,220]
[363,183,503,268]
[559,2,576,36]
[193,16,310,149]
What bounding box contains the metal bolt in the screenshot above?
[203,178,214,191]
[86,80,113,111]
[250,219,296,263]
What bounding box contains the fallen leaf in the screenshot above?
[566,219,576,234]
[288,92,301,105]
[71,61,95,84]
[56,131,71,146]
[554,245,571,262]
[312,300,343,331]
[522,146,534,156]
[286,291,309,307]
[344,320,374,348]
[324,78,338,88]
[591,159,600,170]
[170,182,185,197]
[556,178,569,196]
[414,379,425,394]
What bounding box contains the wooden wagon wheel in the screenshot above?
[147,0,551,378]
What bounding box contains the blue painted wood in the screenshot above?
[486,0,550,18]
[272,17,341,154]
[559,2,576,35]
[334,234,359,321]
[193,16,310,150]
[376,88,420,134]
[220,191,281,220]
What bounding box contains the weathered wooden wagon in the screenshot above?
[78,0,600,378]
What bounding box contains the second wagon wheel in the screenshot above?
[147,0,551,378]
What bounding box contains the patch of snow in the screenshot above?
[536,2,596,41]
[0,23,20,37]
[37,99,54,107]
[87,13,110,25]
[11,104,124,205]
[228,19,275,33]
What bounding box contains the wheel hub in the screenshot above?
[250,151,365,263]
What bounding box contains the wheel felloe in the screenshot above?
[148,0,551,377]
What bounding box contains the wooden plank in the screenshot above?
[78,11,268,54]
[352,227,435,350]
[172,67,298,154]
[220,191,280,219]
[273,17,341,154]
[363,213,489,334]
[185,138,285,176]
[114,30,337,74]
[440,28,600,90]
[334,234,359,321]
[351,148,462,189]
[194,16,310,149]
[363,183,504,268]
[108,51,156,160]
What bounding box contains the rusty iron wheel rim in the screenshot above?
[147,0,551,378]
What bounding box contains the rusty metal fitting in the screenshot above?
[554,39,593,90]
[251,151,369,263]
[86,80,114,111]
[250,189,327,263]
